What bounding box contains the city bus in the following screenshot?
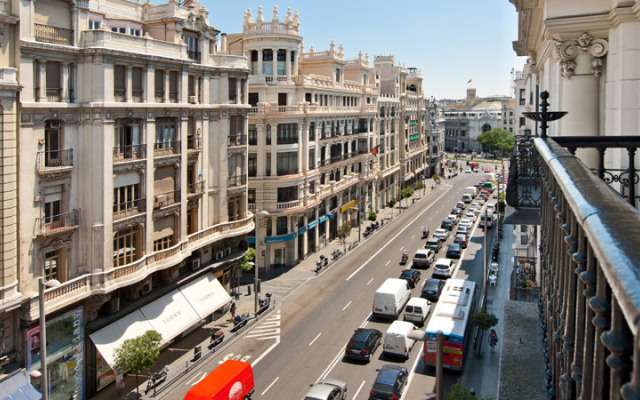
[423,278,477,371]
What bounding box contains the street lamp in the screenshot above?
[38,277,61,400]
[254,210,270,314]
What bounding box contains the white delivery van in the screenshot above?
[462,193,473,203]
[383,320,418,359]
[404,297,431,325]
[480,210,494,228]
[464,186,478,197]
[373,278,411,319]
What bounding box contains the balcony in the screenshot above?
[153,190,180,209]
[113,198,146,221]
[187,181,204,198]
[228,135,247,147]
[46,88,61,102]
[276,169,298,176]
[36,149,73,177]
[187,136,201,159]
[36,210,80,237]
[34,24,73,46]
[228,174,247,187]
[154,140,181,157]
[113,144,146,163]
[277,136,298,145]
[187,50,201,63]
[277,199,302,210]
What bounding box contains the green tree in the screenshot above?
[368,211,377,222]
[415,181,424,190]
[400,187,413,208]
[471,308,499,354]
[239,247,256,272]
[477,128,514,157]
[445,380,492,400]
[113,330,162,398]
[337,222,351,252]
[388,198,397,208]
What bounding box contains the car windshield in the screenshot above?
[348,330,370,347]
[424,280,440,290]
[427,239,439,244]
[400,271,414,278]
[372,382,394,394]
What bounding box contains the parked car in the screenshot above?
[465,168,472,173]
[456,201,466,210]
[345,328,382,362]
[304,379,348,400]
[451,207,463,216]
[432,258,456,278]
[446,243,462,258]
[424,237,443,253]
[369,365,408,400]
[459,219,473,229]
[447,213,460,224]
[441,219,455,231]
[421,279,445,301]
[456,225,470,237]
[432,229,449,241]
[454,234,468,248]
[399,269,421,289]
[412,249,435,269]
[465,212,477,222]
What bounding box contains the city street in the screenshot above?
[150,163,508,400]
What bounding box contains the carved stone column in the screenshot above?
[556,33,608,168]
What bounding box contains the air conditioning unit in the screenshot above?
[189,95,197,104]
[216,251,225,261]
[225,247,232,256]
[189,258,201,270]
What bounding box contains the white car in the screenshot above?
[459,219,473,229]
[432,258,456,279]
[465,168,471,173]
[465,212,477,222]
[432,228,449,241]
[486,203,496,212]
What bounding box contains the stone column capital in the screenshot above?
[556,32,608,78]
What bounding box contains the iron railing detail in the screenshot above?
[506,134,541,209]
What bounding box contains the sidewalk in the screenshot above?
[94,179,444,399]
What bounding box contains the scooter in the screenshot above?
[421,227,429,239]
[145,365,169,394]
[208,329,225,350]
[257,292,272,315]
[231,312,250,332]
[400,252,409,265]
[332,248,343,260]
[315,255,328,273]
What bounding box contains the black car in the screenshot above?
[369,365,408,400]
[441,219,455,231]
[424,237,443,253]
[421,279,445,301]
[399,269,421,289]
[446,243,462,258]
[345,328,382,362]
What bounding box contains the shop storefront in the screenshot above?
[27,307,84,400]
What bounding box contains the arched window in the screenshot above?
[482,123,492,133]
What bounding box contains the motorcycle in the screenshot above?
[257,292,272,315]
[145,365,169,394]
[421,227,430,239]
[315,255,328,273]
[400,251,408,265]
[332,249,343,260]
[208,329,225,350]
[231,312,250,332]
[363,227,372,238]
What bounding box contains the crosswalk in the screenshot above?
[245,310,281,340]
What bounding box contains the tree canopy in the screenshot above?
[114,330,162,375]
[477,128,514,156]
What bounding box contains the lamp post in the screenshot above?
[254,210,270,314]
[38,277,61,400]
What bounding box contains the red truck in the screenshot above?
[470,161,480,172]
[183,360,254,400]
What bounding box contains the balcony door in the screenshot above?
[45,121,61,166]
[115,119,141,160]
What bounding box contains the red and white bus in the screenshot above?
[423,278,477,371]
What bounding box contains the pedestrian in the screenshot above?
[230,302,236,319]
[115,372,124,396]
[488,329,498,351]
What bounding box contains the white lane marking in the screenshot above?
[367,278,374,286]
[385,260,390,267]
[411,234,415,239]
[342,301,352,311]
[318,314,372,381]
[353,380,366,400]
[346,188,451,281]
[261,376,279,396]
[309,332,322,346]
[186,371,207,386]
[251,336,280,367]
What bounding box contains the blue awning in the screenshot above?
[0,369,41,400]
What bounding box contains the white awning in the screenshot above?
[179,274,232,319]
[89,310,153,368]
[90,273,230,369]
[0,370,41,400]
[139,289,201,346]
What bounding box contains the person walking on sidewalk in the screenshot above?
[488,329,498,351]
[230,302,236,320]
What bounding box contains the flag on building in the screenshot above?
[370,145,379,156]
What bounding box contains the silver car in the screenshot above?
[304,378,348,400]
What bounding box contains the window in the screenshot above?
[277,50,286,75]
[229,78,237,103]
[154,70,165,100]
[155,118,177,151]
[130,28,141,36]
[309,122,315,141]
[266,153,271,176]
[113,183,140,217]
[111,27,126,34]
[114,65,126,100]
[335,68,341,82]
[169,71,179,101]
[89,20,101,30]
[183,30,200,61]
[44,187,62,229]
[114,118,141,160]
[250,51,258,75]
[228,194,243,221]
[276,216,288,235]
[154,236,173,252]
[249,92,259,106]
[248,124,257,145]
[309,148,315,169]
[519,117,526,127]
[278,93,287,106]
[277,152,298,175]
[114,226,139,267]
[132,67,143,100]
[248,189,256,203]
[277,186,297,203]
[263,50,273,75]
[248,153,257,176]
[519,89,526,105]
[277,123,298,144]
[44,120,62,167]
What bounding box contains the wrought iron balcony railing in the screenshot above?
[154,140,181,155]
[113,144,146,162]
[153,190,179,208]
[34,24,73,45]
[113,198,146,220]
[36,210,80,236]
[187,136,201,151]
[36,149,74,170]
[228,174,247,187]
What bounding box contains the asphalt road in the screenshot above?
[157,169,501,400]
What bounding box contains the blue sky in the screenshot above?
[203,1,526,100]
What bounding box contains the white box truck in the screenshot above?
[383,320,418,359]
[464,186,478,197]
[373,278,411,319]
